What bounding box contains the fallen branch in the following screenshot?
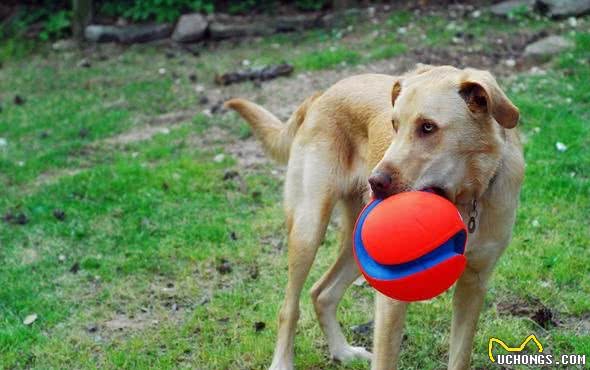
[215,63,294,86]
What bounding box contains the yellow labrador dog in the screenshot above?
[226,64,524,370]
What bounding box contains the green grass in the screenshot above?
[0,10,589,370]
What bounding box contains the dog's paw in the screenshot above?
[331,345,373,363]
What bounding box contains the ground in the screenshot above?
[0,4,589,370]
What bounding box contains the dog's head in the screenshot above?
[369,65,519,204]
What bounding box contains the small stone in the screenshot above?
[0,137,7,147]
[223,170,239,180]
[158,68,166,75]
[53,209,66,221]
[77,58,91,68]
[199,96,209,105]
[505,59,516,67]
[23,314,38,325]
[70,261,80,274]
[216,259,232,274]
[568,17,578,27]
[52,39,77,51]
[14,95,25,105]
[397,27,407,34]
[532,219,540,227]
[353,276,366,286]
[213,153,225,163]
[555,142,567,152]
[4,211,29,225]
[58,254,66,262]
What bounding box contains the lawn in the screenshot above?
[0,6,589,370]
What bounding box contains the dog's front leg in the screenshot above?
[448,265,494,370]
[371,293,408,370]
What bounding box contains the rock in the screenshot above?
[70,261,80,274]
[118,23,172,43]
[3,211,28,225]
[490,0,534,16]
[53,209,66,221]
[524,35,574,61]
[555,141,568,152]
[14,95,25,105]
[223,170,240,180]
[77,58,91,68]
[319,8,366,28]
[216,258,232,274]
[209,15,273,40]
[23,313,38,325]
[85,25,120,42]
[534,0,590,18]
[172,13,208,43]
[274,14,320,32]
[85,23,172,43]
[52,39,77,52]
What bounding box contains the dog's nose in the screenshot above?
[368,171,392,199]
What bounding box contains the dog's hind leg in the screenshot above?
[269,150,336,370]
[310,197,372,363]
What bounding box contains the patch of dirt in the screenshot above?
[20,248,39,265]
[34,168,82,189]
[104,313,157,331]
[226,137,277,170]
[104,110,196,145]
[496,296,559,329]
[561,314,590,335]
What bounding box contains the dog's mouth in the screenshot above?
[422,186,449,200]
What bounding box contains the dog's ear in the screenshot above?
[459,70,519,129]
[391,80,402,107]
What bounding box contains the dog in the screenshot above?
[225,64,524,370]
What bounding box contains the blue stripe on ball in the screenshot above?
[354,199,466,281]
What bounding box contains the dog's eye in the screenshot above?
[420,121,437,135]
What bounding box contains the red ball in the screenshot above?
[353,191,467,301]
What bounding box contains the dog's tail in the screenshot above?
[224,92,322,164]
